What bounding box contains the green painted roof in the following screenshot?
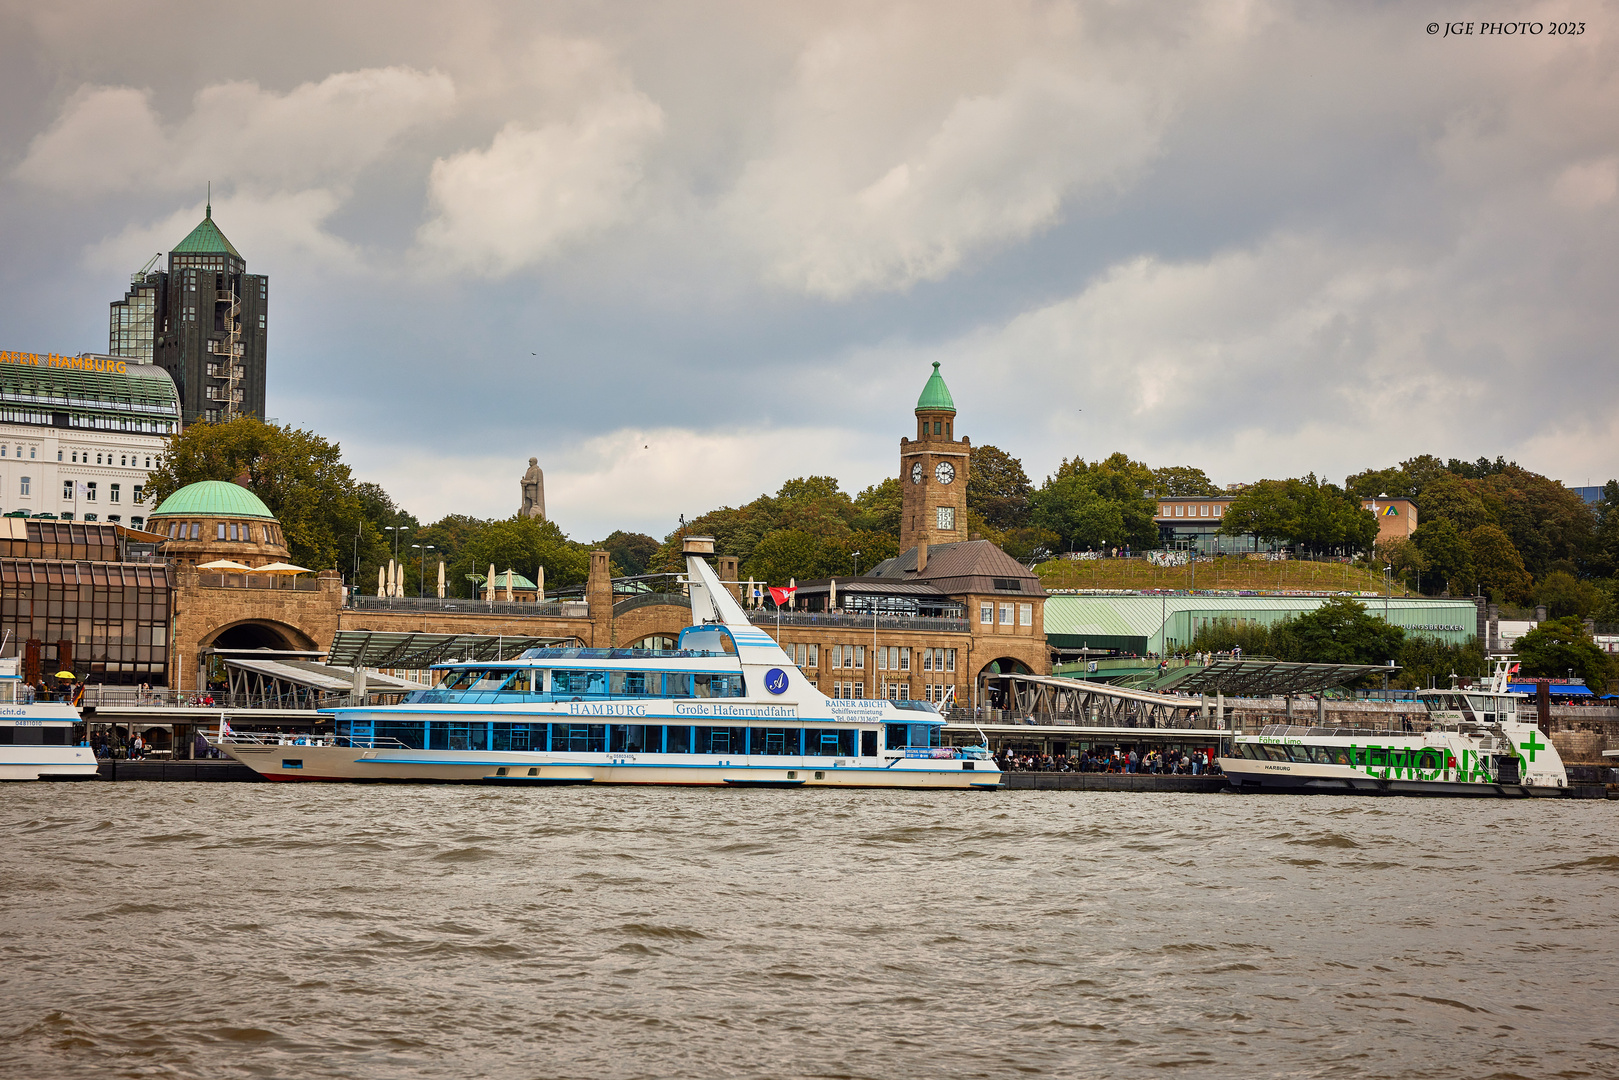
[915,362,956,415]
[172,209,241,258]
[150,480,275,519]
[493,570,537,590]
[0,359,179,423]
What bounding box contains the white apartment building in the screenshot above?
[0,351,179,528]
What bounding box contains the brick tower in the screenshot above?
[899,362,969,552]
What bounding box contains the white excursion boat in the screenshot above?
[0,657,98,781]
[213,541,1000,789]
[1220,658,1568,797]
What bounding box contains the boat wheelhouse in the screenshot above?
[0,658,98,781]
[1219,658,1568,797]
[214,541,999,789]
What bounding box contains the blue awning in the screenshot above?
[1508,682,1593,696]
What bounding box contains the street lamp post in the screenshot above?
[384,524,407,569]
[852,550,860,577]
[413,544,435,598]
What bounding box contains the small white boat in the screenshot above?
[0,658,98,781]
[214,542,1000,789]
[1220,658,1568,796]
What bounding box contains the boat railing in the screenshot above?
[1256,722,1448,739]
[211,732,411,750]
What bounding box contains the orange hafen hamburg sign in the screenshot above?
[1,350,128,374]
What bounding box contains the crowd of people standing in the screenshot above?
[994,747,1221,775]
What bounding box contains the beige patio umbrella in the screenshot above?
[536,565,545,603]
[197,559,253,571]
[503,569,514,602]
[486,563,496,601]
[377,565,386,597]
[829,577,837,611]
[437,560,445,598]
[254,562,313,575]
[789,577,796,609]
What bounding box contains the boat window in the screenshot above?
[610,725,653,753]
[1238,743,1262,759]
[375,720,425,749]
[693,674,744,698]
[666,726,692,753]
[1367,747,1388,767]
[555,724,607,753]
[553,670,608,696]
[695,726,746,754]
[493,723,537,751]
[1305,745,1336,764]
[1261,745,1291,762]
[909,723,943,748]
[678,627,736,653]
[610,672,653,695]
[750,728,800,755]
[806,728,857,757]
[1417,749,1442,771]
[1282,745,1313,763]
[886,723,907,750]
[1321,746,1353,766]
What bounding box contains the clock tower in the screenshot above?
[900,362,970,552]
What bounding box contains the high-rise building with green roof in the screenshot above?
[110,198,268,426]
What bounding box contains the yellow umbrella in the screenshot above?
[55,670,76,679]
[197,559,253,571]
[254,562,313,575]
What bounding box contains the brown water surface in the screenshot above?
[2,785,1616,1078]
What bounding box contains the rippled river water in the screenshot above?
[3,785,1617,1079]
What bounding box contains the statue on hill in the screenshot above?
[520,457,546,521]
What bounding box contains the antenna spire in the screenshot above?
[206,181,211,219]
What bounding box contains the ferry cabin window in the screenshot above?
[1260,745,1290,762]
[749,728,801,755]
[492,723,536,751]
[610,725,653,753]
[804,728,857,756]
[558,724,607,753]
[695,726,747,754]
[666,725,692,753]
[1239,743,1263,759]
[375,720,426,749]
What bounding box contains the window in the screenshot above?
[980,602,992,625]
[899,649,910,672]
[854,646,864,670]
[60,512,72,521]
[876,648,887,671]
[190,523,201,540]
[144,457,151,468]
[28,447,34,459]
[922,649,932,672]
[896,684,909,700]
[84,513,97,521]
[806,643,817,668]
[110,484,120,504]
[85,482,96,502]
[56,450,62,461]
[999,603,1012,624]
[1175,504,1184,516]
[229,523,239,541]
[217,523,227,540]
[936,506,955,531]
[18,477,29,496]
[831,646,841,670]
[131,517,143,528]
[62,480,73,500]
[133,485,143,503]
[946,649,956,673]
[1020,603,1033,627]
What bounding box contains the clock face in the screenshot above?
[910,462,924,484]
[935,461,955,485]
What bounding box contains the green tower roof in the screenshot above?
[150,480,275,519]
[171,207,242,259]
[915,361,956,415]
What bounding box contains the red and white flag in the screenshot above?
[768,585,796,606]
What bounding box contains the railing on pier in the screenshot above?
[346,595,590,617]
[199,573,321,592]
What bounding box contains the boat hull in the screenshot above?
[1220,758,1562,798]
[221,742,1001,789]
[0,745,101,781]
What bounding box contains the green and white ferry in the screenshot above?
[1221,658,1568,797]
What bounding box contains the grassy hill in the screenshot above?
[1034,556,1402,594]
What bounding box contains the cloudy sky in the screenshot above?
[2,1,1614,540]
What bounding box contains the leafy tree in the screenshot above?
[1002,526,1061,563]
[1591,479,1619,578]
[1031,453,1158,551]
[597,531,659,576]
[403,514,486,597]
[145,416,375,573]
[1418,473,1498,534]
[852,477,902,538]
[1219,479,1295,545]
[967,445,1033,529]
[454,517,589,595]
[1151,465,1221,496]
[1411,518,1473,595]
[1379,536,1430,592]
[1466,524,1532,603]
[1536,570,1602,620]
[1515,616,1613,690]
[1272,597,1405,666]
[1394,636,1487,690]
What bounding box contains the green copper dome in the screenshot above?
[915,362,956,415]
[150,480,275,519]
[172,207,242,258]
